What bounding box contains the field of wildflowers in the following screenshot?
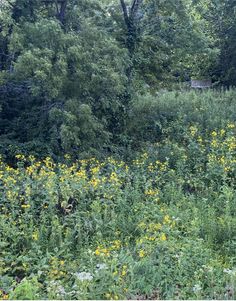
[1,120,236,299]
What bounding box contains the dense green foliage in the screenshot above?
[0,0,235,159]
[1,0,236,299]
[2,91,236,299]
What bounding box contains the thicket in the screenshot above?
[2,109,236,298]
[1,0,236,161]
[2,89,236,160]
[2,1,236,299]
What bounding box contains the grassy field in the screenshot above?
[1,90,236,299]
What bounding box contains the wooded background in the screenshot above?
[0,0,236,161]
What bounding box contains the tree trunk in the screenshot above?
[119,0,143,88]
[57,0,68,25]
[120,0,143,57]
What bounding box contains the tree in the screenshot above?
[213,0,236,85]
[0,0,129,158]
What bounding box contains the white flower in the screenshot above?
[223,268,236,276]
[47,281,66,296]
[96,263,107,271]
[57,285,66,295]
[75,272,93,281]
[193,284,202,293]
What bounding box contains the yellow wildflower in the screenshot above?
[111,240,121,250]
[139,250,146,258]
[160,233,167,241]
[95,246,110,257]
[21,204,30,209]
[145,189,159,196]
[32,232,38,241]
[121,265,127,276]
[220,129,226,136]
[227,123,235,129]
[189,126,198,136]
[15,154,25,160]
[197,136,203,144]
[163,215,171,224]
[95,249,100,256]
[211,131,217,137]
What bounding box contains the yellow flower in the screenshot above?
[148,222,162,232]
[60,260,65,265]
[220,129,226,136]
[111,240,121,250]
[219,156,226,165]
[3,294,9,300]
[145,189,157,196]
[121,265,127,276]
[139,250,146,258]
[147,236,156,241]
[160,233,167,241]
[110,172,120,184]
[28,155,36,161]
[32,233,38,241]
[211,139,218,148]
[211,131,217,137]
[148,163,154,172]
[90,177,100,188]
[163,215,171,224]
[15,154,25,160]
[138,222,146,229]
[227,123,235,129]
[91,166,100,174]
[95,247,110,257]
[21,204,31,209]
[95,249,100,256]
[189,126,198,136]
[197,136,203,143]
[76,169,86,179]
[102,248,110,256]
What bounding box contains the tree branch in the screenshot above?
[120,0,130,27]
[130,0,143,19]
[57,0,68,25]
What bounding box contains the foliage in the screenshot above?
[1,0,232,160]
[2,117,236,298]
[1,1,236,298]
[127,89,236,151]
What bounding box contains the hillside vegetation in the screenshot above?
[1,0,236,299]
[1,91,236,299]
